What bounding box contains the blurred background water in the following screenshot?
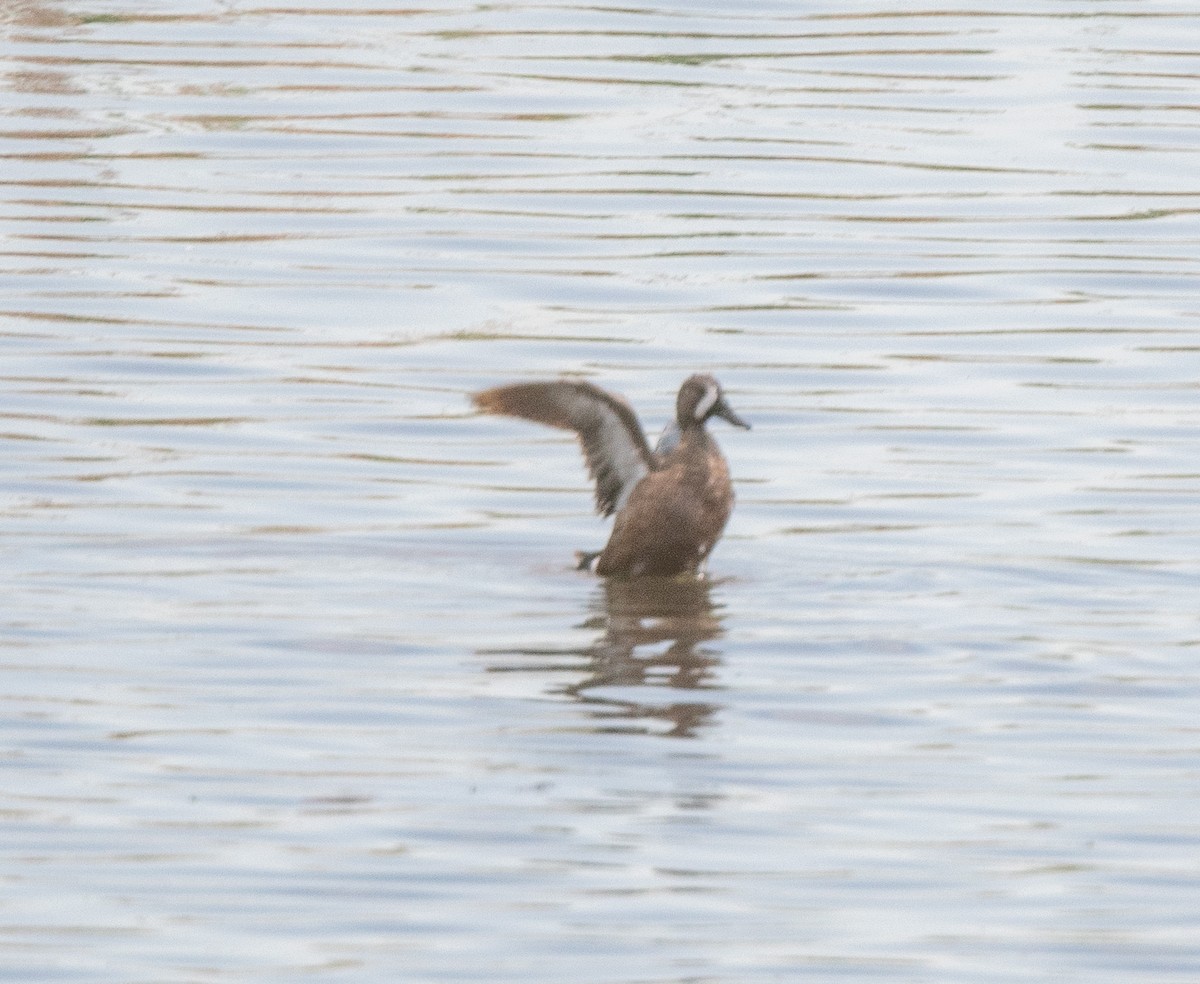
[2,1,1199,981]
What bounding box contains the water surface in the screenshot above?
[2,2,1199,982]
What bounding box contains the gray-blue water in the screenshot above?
[2,2,1199,981]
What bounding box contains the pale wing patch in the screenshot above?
[654,420,681,458]
[578,398,651,516]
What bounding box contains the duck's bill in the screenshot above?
[714,398,750,430]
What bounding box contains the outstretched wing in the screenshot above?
[472,380,655,517]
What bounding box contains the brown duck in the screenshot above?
[472,374,749,578]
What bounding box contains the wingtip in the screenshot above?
[575,550,602,573]
[471,385,519,416]
[467,381,579,430]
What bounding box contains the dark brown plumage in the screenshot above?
[472,374,749,578]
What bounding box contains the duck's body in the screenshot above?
[472,375,749,579]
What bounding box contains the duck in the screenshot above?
[472,374,749,578]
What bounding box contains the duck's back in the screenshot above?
[595,432,734,578]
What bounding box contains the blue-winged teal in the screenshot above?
[472,374,749,578]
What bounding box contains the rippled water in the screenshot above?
[3,2,1200,981]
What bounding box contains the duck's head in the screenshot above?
[676,374,750,431]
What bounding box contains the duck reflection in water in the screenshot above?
[484,576,726,739]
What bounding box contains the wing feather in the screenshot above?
[472,380,655,517]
